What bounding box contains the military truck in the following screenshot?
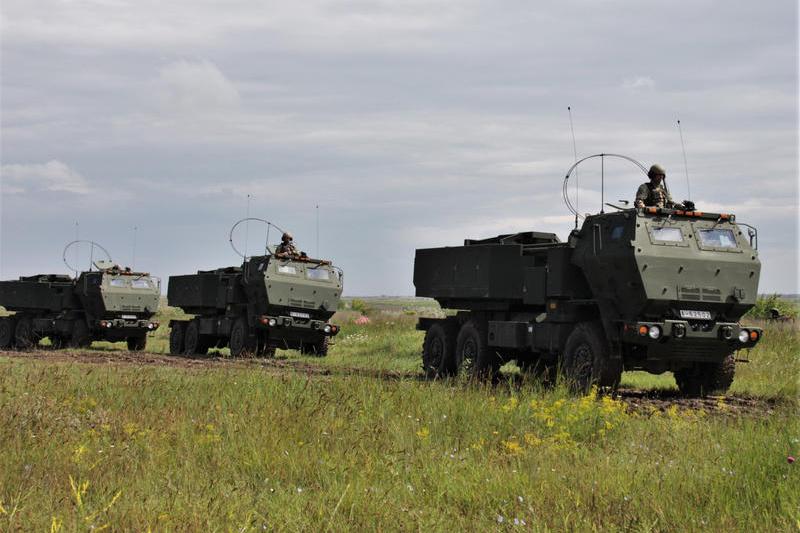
[414,155,762,395]
[167,221,343,357]
[0,242,161,351]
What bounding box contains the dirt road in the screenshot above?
[0,348,781,416]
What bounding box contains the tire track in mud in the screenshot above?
[0,349,784,416]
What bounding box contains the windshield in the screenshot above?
[697,228,737,248]
[651,227,683,242]
[307,268,331,281]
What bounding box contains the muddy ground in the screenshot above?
[0,348,783,417]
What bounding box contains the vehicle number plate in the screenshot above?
[680,310,711,320]
[290,311,310,319]
[121,314,137,320]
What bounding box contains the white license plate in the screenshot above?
[121,314,137,320]
[290,311,310,319]
[680,310,712,320]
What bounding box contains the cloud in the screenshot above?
[1,160,90,195]
[622,76,656,91]
[155,60,241,115]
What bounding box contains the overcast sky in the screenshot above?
[1,0,798,295]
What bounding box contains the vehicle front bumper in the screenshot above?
[256,315,340,336]
[622,319,762,351]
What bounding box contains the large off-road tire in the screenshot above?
[0,317,15,349]
[301,337,329,357]
[674,354,735,397]
[562,321,621,393]
[169,322,186,355]
[229,318,256,357]
[127,335,147,351]
[184,320,208,355]
[455,319,502,380]
[14,318,35,350]
[422,322,457,379]
[69,319,92,348]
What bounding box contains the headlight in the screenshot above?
[738,330,749,343]
[268,318,277,327]
[672,324,686,338]
[648,325,661,339]
[749,330,759,342]
[323,324,332,334]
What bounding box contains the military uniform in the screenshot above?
[635,182,673,208]
[276,242,298,257]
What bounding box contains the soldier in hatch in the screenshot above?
[275,232,299,258]
[635,164,676,208]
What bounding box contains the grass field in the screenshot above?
[1,300,798,531]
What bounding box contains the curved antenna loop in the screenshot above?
[562,153,648,220]
[229,218,286,259]
[62,240,113,274]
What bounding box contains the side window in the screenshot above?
[610,226,625,241]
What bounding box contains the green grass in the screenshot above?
[1,301,798,531]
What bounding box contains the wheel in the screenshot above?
[68,319,91,348]
[229,317,256,357]
[14,318,35,350]
[183,320,208,355]
[562,321,621,393]
[301,337,329,357]
[422,322,457,379]
[455,320,502,379]
[127,336,147,351]
[169,322,186,355]
[0,317,15,349]
[674,354,735,397]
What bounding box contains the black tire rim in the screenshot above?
[185,324,199,354]
[230,324,244,355]
[461,337,477,373]
[428,336,444,369]
[0,321,11,347]
[573,343,593,378]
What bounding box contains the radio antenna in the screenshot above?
[74,222,80,276]
[244,194,252,259]
[568,106,579,228]
[677,119,691,201]
[315,204,320,258]
[132,226,138,270]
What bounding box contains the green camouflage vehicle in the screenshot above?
[0,241,161,351]
[167,220,343,357]
[414,155,762,396]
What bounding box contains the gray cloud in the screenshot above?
[1,0,797,295]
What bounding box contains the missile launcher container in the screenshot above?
[0,263,161,351]
[167,253,343,357]
[415,191,762,396]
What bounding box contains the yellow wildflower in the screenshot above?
[416,427,430,440]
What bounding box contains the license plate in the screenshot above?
[680,310,711,320]
[121,314,137,320]
[290,311,310,319]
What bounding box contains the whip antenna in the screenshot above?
[244,194,252,259]
[132,226,138,270]
[677,119,691,201]
[316,204,320,258]
[568,106,579,227]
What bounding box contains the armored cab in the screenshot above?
[167,253,343,357]
[415,171,762,396]
[0,261,161,351]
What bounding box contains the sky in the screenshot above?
[1,0,798,296]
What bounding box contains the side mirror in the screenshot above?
[682,200,696,211]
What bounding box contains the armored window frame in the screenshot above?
[693,225,741,253]
[108,278,127,287]
[276,264,299,276]
[130,279,152,289]
[306,268,331,281]
[645,223,689,248]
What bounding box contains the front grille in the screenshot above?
[288,298,315,309]
[680,286,722,302]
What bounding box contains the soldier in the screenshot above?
[275,232,299,257]
[635,164,675,208]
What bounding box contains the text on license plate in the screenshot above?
[680,310,712,320]
[290,311,310,319]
